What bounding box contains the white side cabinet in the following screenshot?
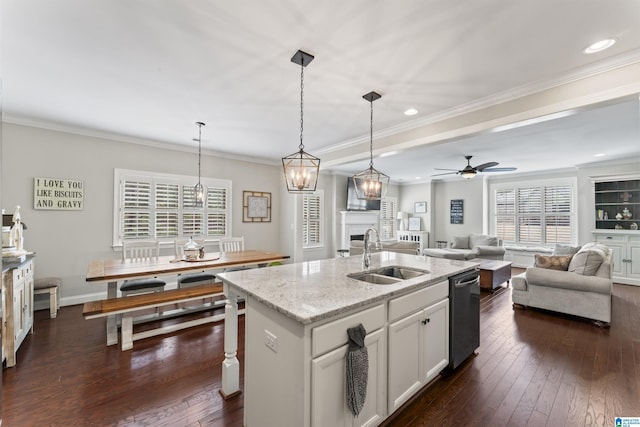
[387,280,449,413]
[397,231,429,253]
[594,231,640,286]
[2,258,35,367]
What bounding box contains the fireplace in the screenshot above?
[339,211,379,250]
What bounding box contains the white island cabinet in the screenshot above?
[218,252,477,427]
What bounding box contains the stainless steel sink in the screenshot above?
[375,266,429,280]
[348,265,429,285]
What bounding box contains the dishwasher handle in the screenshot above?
[453,276,480,289]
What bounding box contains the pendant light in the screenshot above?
[282,49,320,193]
[352,91,389,200]
[193,121,206,207]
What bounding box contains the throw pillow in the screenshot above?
[534,254,573,271]
[568,250,604,276]
[451,235,469,249]
[579,241,611,257]
[552,243,581,256]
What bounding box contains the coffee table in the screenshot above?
[478,259,512,291]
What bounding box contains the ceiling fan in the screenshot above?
[432,155,517,179]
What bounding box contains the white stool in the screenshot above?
[34,277,60,318]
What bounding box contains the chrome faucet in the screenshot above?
[362,227,382,269]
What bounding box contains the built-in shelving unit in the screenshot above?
[594,178,639,230]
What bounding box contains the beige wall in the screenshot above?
[2,123,286,304]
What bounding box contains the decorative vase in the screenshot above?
[631,223,638,230]
[616,212,623,220]
[622,208,632,220]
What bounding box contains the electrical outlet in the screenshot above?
[265,330,278,353]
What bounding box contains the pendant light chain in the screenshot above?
[299,61,304,151]
[197,123,202,185]
[369,99,374,168]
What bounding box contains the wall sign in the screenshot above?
[450,199,463,224]
[34,177,84,210]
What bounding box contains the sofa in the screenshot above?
[422,233,505,260]
[511,242,613,325]
[349,240,419,256]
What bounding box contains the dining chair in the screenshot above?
[174,238,217,288]
[219,236,248,272]
[220,236,245,253]
[120,240,166,296]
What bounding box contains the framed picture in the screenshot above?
[414,201,427,213]
[450,199,463,224]
[408,217,421,231]
[243,191,271,222]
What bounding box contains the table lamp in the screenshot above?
[397,212,408,231]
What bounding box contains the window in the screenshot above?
[492,180,574,245]
[380,197,398,240]
[303,190,323,248]
[114,169,231,246]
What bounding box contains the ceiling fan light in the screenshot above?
[460,170,476,179]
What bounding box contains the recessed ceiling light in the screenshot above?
[414,176,421,180]
[583,38,616,54]
[379,151,398,158]
[404,108,418,116]
[594,153,606,157]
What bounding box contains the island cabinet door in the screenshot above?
[421,298,449,384]
[311,327,385,427]
[387,309,423,413]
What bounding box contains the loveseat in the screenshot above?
[422,233,505,260]
[349,240,419,256]
[511,242,613,325]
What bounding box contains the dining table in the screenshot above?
[85,249,290,345]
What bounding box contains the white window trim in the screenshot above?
[303,190,324,250]
[113,168,232,247]
[489,177,578,247]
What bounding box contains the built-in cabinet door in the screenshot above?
[388,309,423,413]
[13,281,25,342]
[596,236,625,276]
[421,299,449,384]
[628,239,640,280]
[311,327,385,427]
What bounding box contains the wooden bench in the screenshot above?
[83,283,234,351]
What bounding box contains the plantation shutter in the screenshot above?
[544,185,572,244]
[495,189,515,242]
[380,198,398,240]
[207,187,227,236]
[122,180,151,239]
[155,183,179,237]
[517,187,542,243]
[303,194,321,246]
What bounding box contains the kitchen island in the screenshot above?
[217,252,478,427]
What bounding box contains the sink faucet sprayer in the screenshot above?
[362,227,382,269]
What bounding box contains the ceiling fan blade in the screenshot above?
[482,167,517,172]
[431,171,459,177]
[433,168,459,171]
[474,161,499,171]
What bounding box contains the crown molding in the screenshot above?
[3,115,279,168]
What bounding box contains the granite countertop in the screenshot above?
[218,252,478,324]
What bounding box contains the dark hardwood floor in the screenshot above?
[3,271,639,426]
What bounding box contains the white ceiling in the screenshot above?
[3,0,640,182]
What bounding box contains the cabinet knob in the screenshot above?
[606,236,612,239]
[421,318,430,325]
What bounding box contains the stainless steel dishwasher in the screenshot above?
[447,268,480,370]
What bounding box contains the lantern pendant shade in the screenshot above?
[282,49,320,193]
[282,149,320,192]
[352,166,389,200]
[353,91,389,200]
